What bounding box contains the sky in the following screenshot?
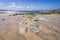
[0,0,60,10]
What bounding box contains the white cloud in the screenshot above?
[7,2,16,8]
[16,6,24,8]
[26,6,30,9]
[26,5,32,9]
[16,6,25,10]
[9,4,16,8]
[8,5,24,10]
[7,4,38,10]
[26,5,37,10]
[0,3,3,5]
[0,2,39,10]
[10,2,16,5]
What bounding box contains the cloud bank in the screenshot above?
[0,2,39,11]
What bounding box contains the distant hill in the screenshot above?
[50,9,60,13]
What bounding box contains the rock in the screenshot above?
[39,17,46,21]
[20,27,26,34]
[34,25,40,33]
[30,25,40,33]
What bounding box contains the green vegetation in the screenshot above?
[13,13,24,16]
[40,12,51,15]
[27,13,36,16]
[57,12,60,14]
[26,13,36,20]
[12,11,60,16]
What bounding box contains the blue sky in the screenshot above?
[0,0,60,10]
